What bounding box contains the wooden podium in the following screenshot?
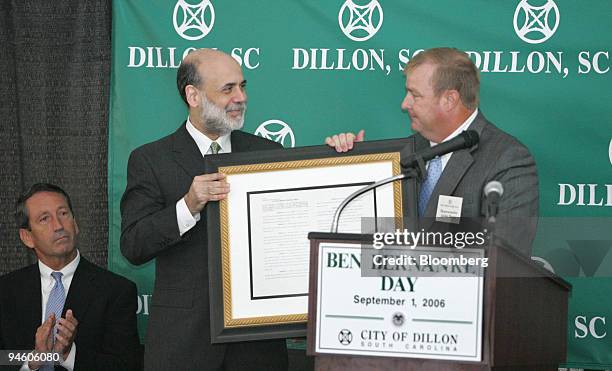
[307,232,571,371]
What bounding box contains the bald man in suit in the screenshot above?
[120,49,287,370]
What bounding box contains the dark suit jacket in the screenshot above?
[0,257,141,371]
[415,111,539,256]
[120,125,287,371]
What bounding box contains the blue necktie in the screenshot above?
[43,271,65,369]
[418,156,443,217]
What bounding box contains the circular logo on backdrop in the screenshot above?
[254,120,296,148]
[609,138,612,165]
[338,329,353,345]
[513,0,560,44]
[338,0,384,42]
[173,0,215,41]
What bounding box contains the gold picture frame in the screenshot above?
[205,139,414,343]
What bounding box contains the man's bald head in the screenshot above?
[176,49,240,105]
[176,48,248,139]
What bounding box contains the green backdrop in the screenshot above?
[108,0,612,367]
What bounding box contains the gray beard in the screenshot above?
[200,96,246,137]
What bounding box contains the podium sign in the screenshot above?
[314,242,484,361]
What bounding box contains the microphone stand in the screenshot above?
[330,155,426,233]
[330,130,481,233]
[485,196,499,247]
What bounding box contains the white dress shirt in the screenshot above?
[428,108,479,171]
[21,251,80,371]
[176,117,232,236]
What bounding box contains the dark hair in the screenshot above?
[15,183,74,229]
[176,58,203,105]
[404,47,480,110]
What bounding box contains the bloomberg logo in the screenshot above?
[558,139,612,207]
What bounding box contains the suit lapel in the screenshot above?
[230,130,252,153]
[171,124,254,178]
[422,150,474,223]
[64,258,96,321]
[172,122,208,178]
[420,112,487,229]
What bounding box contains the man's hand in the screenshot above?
[184,173,230,214]
[29,314,55,369]
[54,309,78,360]
[325,130,365,153]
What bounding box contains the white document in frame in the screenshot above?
[248,183,376,298]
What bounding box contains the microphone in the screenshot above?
[330,130,479,233]
[401,130,479,169]
[484,181,504,221]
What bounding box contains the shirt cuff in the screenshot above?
[61,342,76,370]
[177,197,200,236]
[20,359,29,371]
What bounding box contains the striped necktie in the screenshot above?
[42,271,65,370]
[418,156,443,217]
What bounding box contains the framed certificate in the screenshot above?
[205,139,415,342]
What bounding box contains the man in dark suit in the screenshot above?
[120,49,287,370]
[326,47,538,255]
[0,183,141,370]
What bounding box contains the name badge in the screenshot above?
[436,195,463,224]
